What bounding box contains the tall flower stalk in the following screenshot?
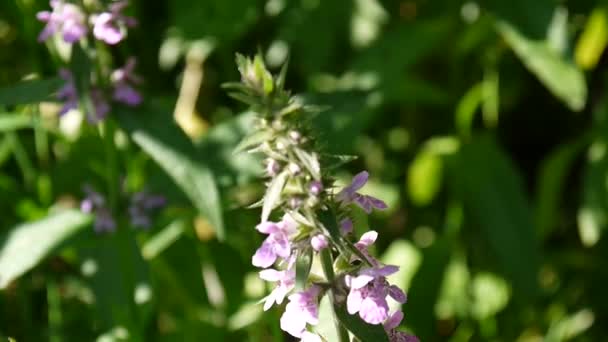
[227,55,418,342]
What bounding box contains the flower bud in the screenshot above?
[288,163,301,175]
[266,158,281,176]
[309,180,323,196]
[289,130,302,143]
[311,234,329,251]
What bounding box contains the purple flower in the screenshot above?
[310,234,329,252]
[37,0,87,43]
[252,214,298,268]
[128,190,166,228]
[259,263,295,311]
[340,217,353,235]
[57,69,78,115]
[91,0,137,45]
[309,180,323,196]
[337,171,388,213]
[280,285,321,338]
[345,265,406,325]
[81,185,116,233]
[111,57,142,106]
[56,69,110,123]
[384,311,420,342]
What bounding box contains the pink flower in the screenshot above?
[345,265,406,325]
[337,171,387,213]
[259,265,295,311]
[384,311,419,342]
[280,285,321,338]
[91,0,137,45]
[37,0,87,43]
[111,57,142,106]
[309,181,323,195]
[310,234,329,252]
[252,214,297,268]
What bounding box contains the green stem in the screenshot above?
[47,280,62,342]
[320,249,350,342]
[102,120,118,210]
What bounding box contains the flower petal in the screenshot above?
[252,241,277,268]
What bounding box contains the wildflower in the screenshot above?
[111,57,142,106]
[57,69,78,115]
[337,171,388,213]
[309,181,323,196]
[91,0,137,45]
[280,285,321,338]
[80,186,116,233]
[310,234,329,252]
[340,218,353,235]
[252,214,298,268]
[259,263,296,311]
[384,311,420,342]
[345,265,406,324]
[266,158,281,176]
[128,190,166,228]
[37,0,87,43]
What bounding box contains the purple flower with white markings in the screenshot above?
[252,214,297,268]
[91,0,137,45]
[337,171,388,213]
[280,285,322,338]
[345,265,407,324]
[37,0,87,43]
[81,185,116,233]
[111,57,142,106]
[259,262,296,311]
[128,190,166,228]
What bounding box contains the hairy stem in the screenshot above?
[320,249,350,342]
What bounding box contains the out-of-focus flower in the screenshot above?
[128,190,166,228]
[310,234,328,252]
[111,57,142,106]
[81,185,116,233]
[280,285,321,338]
[37,0,87,43]
[259,262,296,311]
[384,311,420,342]
[340,217,353,235]
[57,69,78,115]
[91,0,137,45]
[337,171,388,213]
[252,214,297,268]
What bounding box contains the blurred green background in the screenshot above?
[1,0,608,341]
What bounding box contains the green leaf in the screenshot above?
[578,140,608,247]
[497,21,587,111]
[0,210,92,289]
[142,220,186,260]
[333,303,390,342]
[132,129,225,240]
[261,171,288,222]
[407,149,443,206]
[295,248,312,291]
[293,148,321,180]
[536,138,589,237]
[233,129,272,155]
[455,83,483,138]
[575,7,608,70]
[0,78,62,106]
[0,113,33,132]
[452,136,540,300]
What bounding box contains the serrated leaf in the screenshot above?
[293,148,321,180]
[497,21,587,111]
[296,248,312,290]
[0,78,63,106]
[0,210,92,289]
[233,129,272,155]
[262,171,288,222]
[333,304,390,342]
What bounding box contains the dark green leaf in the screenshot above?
[452,136,540,300]
[0,78,62,106]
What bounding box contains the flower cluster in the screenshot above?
[229,55,418,341]
[37,0,141,123]
[80,185,165,233]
